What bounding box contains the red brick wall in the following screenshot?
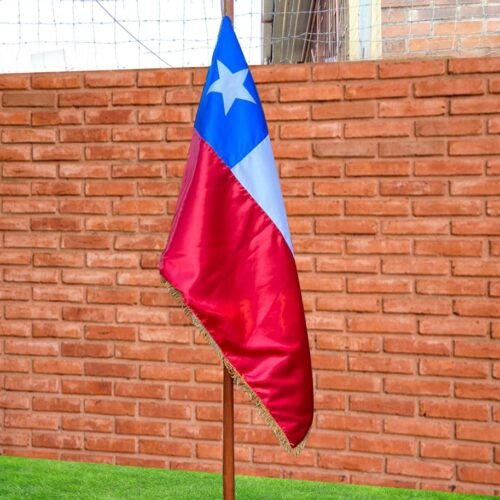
[0,57,499,495]
[382,0,500,59]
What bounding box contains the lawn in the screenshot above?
[0,456,493,499]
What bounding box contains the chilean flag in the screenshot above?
[160,17,313,450]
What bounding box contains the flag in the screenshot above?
[159,16,313,451]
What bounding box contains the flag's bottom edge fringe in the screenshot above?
[161,277,309,456]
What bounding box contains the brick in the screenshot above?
[351,395,414,416]
[112,127,163,142]
[139,402,190,420]
[85,71,136,87]
[252,65,309,83]
[382,220,448,235]
[315,219,372,238]
[62,379,112,395]
[413,200,481,216]
[421,442,490,463]
[138,69,190,87]
[115,381,166,398]
[345,200,409,216]
[60,128,109,143]
[379,60,446,78]
[116,419,166,436]
[139,439,191,457]
[85,145,136,160]
[84,399,135,416]
[419,318,487,336]
[415,240,482,257]
[414,159,483,176]
[457,423,500,443]
[61,235,112,250]
[4,376,59,393]
[165,88,201,104]
[347,239,411,255]
[5,304,59,320]
[451,179,500,196]
[33,359,82,375]
[417,279,484,296]
[455,382,500,401]
[347,278,410,294]
[454,299,500,318]
[85,325,136,341]
[4,413,58,430]
[59,164,108,178]
[345,121,412,138]
[2,128,55,143]
[351,435,415,456]
[385,338,451,356]
[379,140,445,157]
[62,269,113,285]
[5,340,58,356]
[312,101,375,120]
[62,306,114,323]
[33,145,81,161]
[87,289,138,305]
[451,97,500,115]
[112,90,162,105]
[346,81,408,100]
[347,315,413,334]
[61,342,113,358]
[384,298,451,316]
[138,108,191,124]
[139,144,188,160]
[455,340,500,359]
[32,433,81,450]
[384,378,450,397]
[320,452,384,473]
[387,458,452,480]
[346,160,410,176]
[313,61,376,80]
[317,414,380,433]
[32,396,80,413]
[450,138,500,156]
[32,110,82,126]
[379,100,447,117]
[85,436,134,453]
[280,123,341,139]
[3,92,55,107]
[281,161,341,178]
[386,415,450,443]
[489,117,500,134]
[0,74,29,89]
[420,400,488,421]
[59,92,109,107]
[415,78,484,97]
[0,111,30,125]
[85,109,135,124]
[84,362,137,378]
[420,358,488,379]
[458,467,500,486]
[451,220,500,236]
[317,296,380,313]
[416,119,482,137]
[452,261,500,277]
[449,58,500,74]
[280,84,341,102]
[32,73,82,89]
[0,394,30,410]
[0,146,31,161]
[33,322,81,339]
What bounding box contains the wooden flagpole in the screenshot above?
[221,2,235,497]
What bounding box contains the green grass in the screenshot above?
[0,456,493,499]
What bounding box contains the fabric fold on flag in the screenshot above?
[159,16,313,452]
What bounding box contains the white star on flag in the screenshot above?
[207,60,256,115]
